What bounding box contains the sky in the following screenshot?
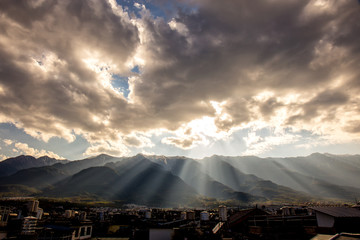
[0,0,360,161]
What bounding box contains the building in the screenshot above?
[37,208,44,220]
[311,207,360,234]
[22,216,37,235]
[186,211,195,220]
[27,200,39,214]
[353,204,360,211]
[73,222,92,240]
[38,225,75,240]
[200,211,209,221]
[219,205,227,222]
[229,207,316,239]
[180,211,187,220]
[145,210,152,219]
[149,228,173,240]
[0,206,10,226]
[79,212,87,221]
[312,233,360,240]
[65,209,75,218]
[0,206,10,240]
[228,208,269,235]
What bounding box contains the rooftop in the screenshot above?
[311,207,360,218]
[312,233,360,240]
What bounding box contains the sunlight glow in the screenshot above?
[91,115,110,126]
[253,91,275,102]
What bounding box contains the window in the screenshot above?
[80,227,85,236]
[86,226,91,236]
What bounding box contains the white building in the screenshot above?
[73,224,92,240]
[200,211,209,221]
[219,205,227,221]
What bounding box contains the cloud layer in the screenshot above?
[0,0,359,157]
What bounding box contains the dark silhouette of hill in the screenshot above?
[0,155,68,177]
[0,166,69,189]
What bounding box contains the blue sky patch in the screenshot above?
[111,74,130,98]
[131,65,140,73]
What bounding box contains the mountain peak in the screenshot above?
[0,155,67,177]
[90,153,113,159]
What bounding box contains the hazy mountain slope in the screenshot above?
[107,155,199,206]
[51,154,123,175]
[219,154,360,200]
[0,154,122,193]
[148,156,263,202]
[201,156,311,202]
[46,155,200,207]
[0,166,69,188]
[280,153,360,188]
[1,153,358,204]
[266,167,360,200]
[0,184,41,197]
[0,155,68,177]
[45,166,121,199]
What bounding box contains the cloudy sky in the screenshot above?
[0,0,360,160]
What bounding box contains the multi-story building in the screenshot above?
[22,216,37,235]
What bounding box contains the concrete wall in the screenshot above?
[316,212,334,228]
[0,232,7,240]
[149,229,173,240]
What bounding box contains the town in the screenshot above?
[0,198,360,240]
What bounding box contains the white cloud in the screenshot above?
[84,140,131,157]
[134,2,143,10]
[0,154,6,161]
[162,135,203,149]
[13,142,63,159]
[242,129,300,156]
[168,19,189,37]
[123,133,154,148]
[0,0,359,157]
[3,139,13,145]
[310,39,348,70]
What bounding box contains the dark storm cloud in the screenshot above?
[287,89,350,124]
[0,0,139,141]
[130,0,360,136]
[344,121,360,133]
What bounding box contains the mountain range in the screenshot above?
[0,153,359,207]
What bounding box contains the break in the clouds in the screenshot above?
[0,0,359,159]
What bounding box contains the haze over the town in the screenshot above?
[0,0,360,160]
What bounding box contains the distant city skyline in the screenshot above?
[1,0,360,160]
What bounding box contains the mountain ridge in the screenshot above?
[0,153,359,206]
[0,155,69,177]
